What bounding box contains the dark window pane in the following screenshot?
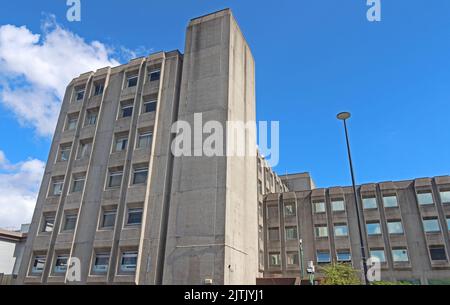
[127,76,138,87]
[144,101,157,113]
[430,247,447,261]
[127,209,143,225]
[102,211,116,228]
[122,106,133,118]
[64,215,77,231]
[149,70,160,81]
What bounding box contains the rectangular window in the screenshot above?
[120,103,133,118]
[32,255,46,274]
[440,190,450,204]
[137,132,152,149]
[429,246,447,261]
[417,192,434,205]
[285,226,298,240]
[101,210,116,228]
[362,197,377,209]
[85,109,98,126]
[286,252,299,266]
[66,115,78,131]
[148,69,161,82]
[63,214,77,231]
[42,216,54,233]
[58,144,71,162]
[334,224,349,237]
[77,140,92,159]
[331,200,345,212]
[120,251,138,272]
[127,208,143,226]
[315,225,328,238]
[337,250,352,262]
[107,171,123,188]
[423,218,441,233]
[392,248,409,262]
[127,75,138,88]
[93,253,110,273]
[447,217,450,231]
[76,89,85,101]
[132,167,148,185]
[54,255,68,273]
[268,227,279,241]
[269,253,281,266]
[52,179,64,196]
[383,195,398,208]
[366,222,382,236]
[143,100,157,113]
[314,201,326,213]
[284,202,296,216]
[267,206,278,219]
[114,135,128,152]
[94,83,104,96]
[369,249,386,262]
[316,251,331,264]
[387,220,404,235]
[72,176,85,193]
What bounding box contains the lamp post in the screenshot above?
[336,112,369,285]
[299,238,305,282]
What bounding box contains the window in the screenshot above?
[137,131,152,149]
[268,227,279,241]
[392,248,409,262]
[54,255,68,273]
[42,216,55,233]
[267,206,278,219]
[315,225,328,238]
[31,255,46,274]
[423,218,441,233]
[285,226,298,240]
[369,249,386,262]
[101,209,116,228]
[429,246,447,261]
[66,115,78,131]
[440,190,450,204]
[334,224,348,237]
[120,251,138,272]
[114,134,128,152]
[383,195,398,208]
[269,253,281,266]
[127,208,143,226]
[143,99,157,113]
[58,144,71,162]
[337,250,351,262]
[284,202,296,216]
[76,89,85,101]
[447,217,450,231]
[63,214,77,231]
[362,197,377,209]
[366,222,381,236]
[127,75,138,88]
[331,200,345,212]
[71,175,85,193]
[120,102,133,118]
[77,139,92,159]
[132,167,148,185]
[148,69,161,82]
[107,170,123,188]
[85,109,98,126]
[93,253,110,273]
[286,252,299,266]
[313,201,326,213]
[417,191,434,205]
[387,220,404,235]
[316,251,331,263]
[94,83,104,96]
[51,179,64,196]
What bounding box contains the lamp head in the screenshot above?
[337,112,351,120]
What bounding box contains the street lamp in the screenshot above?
[299,239,305,281]
[336,112,369,285]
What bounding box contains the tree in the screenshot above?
[320,263,362,285]
[371,280,413,285]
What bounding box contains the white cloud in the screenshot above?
[0,16,121,136]
[0,150,45,230]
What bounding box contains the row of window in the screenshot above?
[31,249,140,277]
[49,164,149,197]
[40,205,143,235]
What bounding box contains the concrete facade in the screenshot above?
[262,175,450,284]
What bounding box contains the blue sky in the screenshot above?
[0,0,449,214]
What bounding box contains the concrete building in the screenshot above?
[17,9,287,285]
[262,174,450,284]
[0,225,28,284]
